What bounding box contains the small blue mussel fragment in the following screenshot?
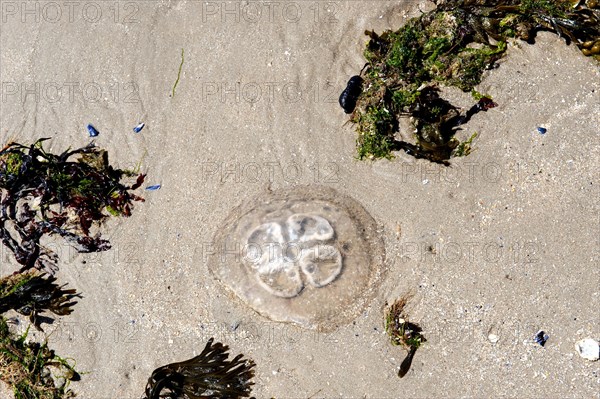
[87,124,99,137]
[534,330,549,347]
[536,127,547,134]
[146,184,161,191]
[133,122,145,133]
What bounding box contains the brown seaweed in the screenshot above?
[0,138,146,398]
[0,271,79,331]
[144,338,255,399]
[385,296,426,378]
[0,138,145,273]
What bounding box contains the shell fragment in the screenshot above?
[575,338,599,361]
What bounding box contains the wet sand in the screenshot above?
[1,1,599,397]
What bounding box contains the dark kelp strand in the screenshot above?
[144,338,255,399]
[0,270,80,331]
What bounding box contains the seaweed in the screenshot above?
[0,139,145,273]
[0,138,146,398]
[144,338,255,399]
[0,316,79,399]
[453,132,479,157]
[348,0,600,162]
[384,296,426,378]
[0,271,79,332]
[0,138,144,395]
[171,48,185,98]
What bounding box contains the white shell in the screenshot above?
[575,338,599,361]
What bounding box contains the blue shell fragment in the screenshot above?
[146,184,161,191]
[133,122,145,133]
[87,124,99,137]
[536,127,547,135]
[534,330,549,347]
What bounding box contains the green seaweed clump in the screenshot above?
[453,132,479,157]
[0,316,78,399]
[385,296,426,378]
[350,0,600,162]
[144,338,255,399]
[0,139,145,272]
[0,271,79,331]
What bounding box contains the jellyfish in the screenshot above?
[207,186,385,331]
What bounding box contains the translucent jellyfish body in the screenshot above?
[208,186,385,331]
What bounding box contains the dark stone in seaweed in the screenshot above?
[339,75,364,114]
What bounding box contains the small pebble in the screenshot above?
[133,122,145,133]
[87,124,99,137]
[146,184,161,191]
[575,338,599,361]
[534,330,549,347]
[488,334,499,344]
[536,127,547,135]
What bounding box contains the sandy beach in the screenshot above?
[1,0,599,397]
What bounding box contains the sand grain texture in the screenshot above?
[1,1,599,397]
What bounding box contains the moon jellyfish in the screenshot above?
[207,186,385,331]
